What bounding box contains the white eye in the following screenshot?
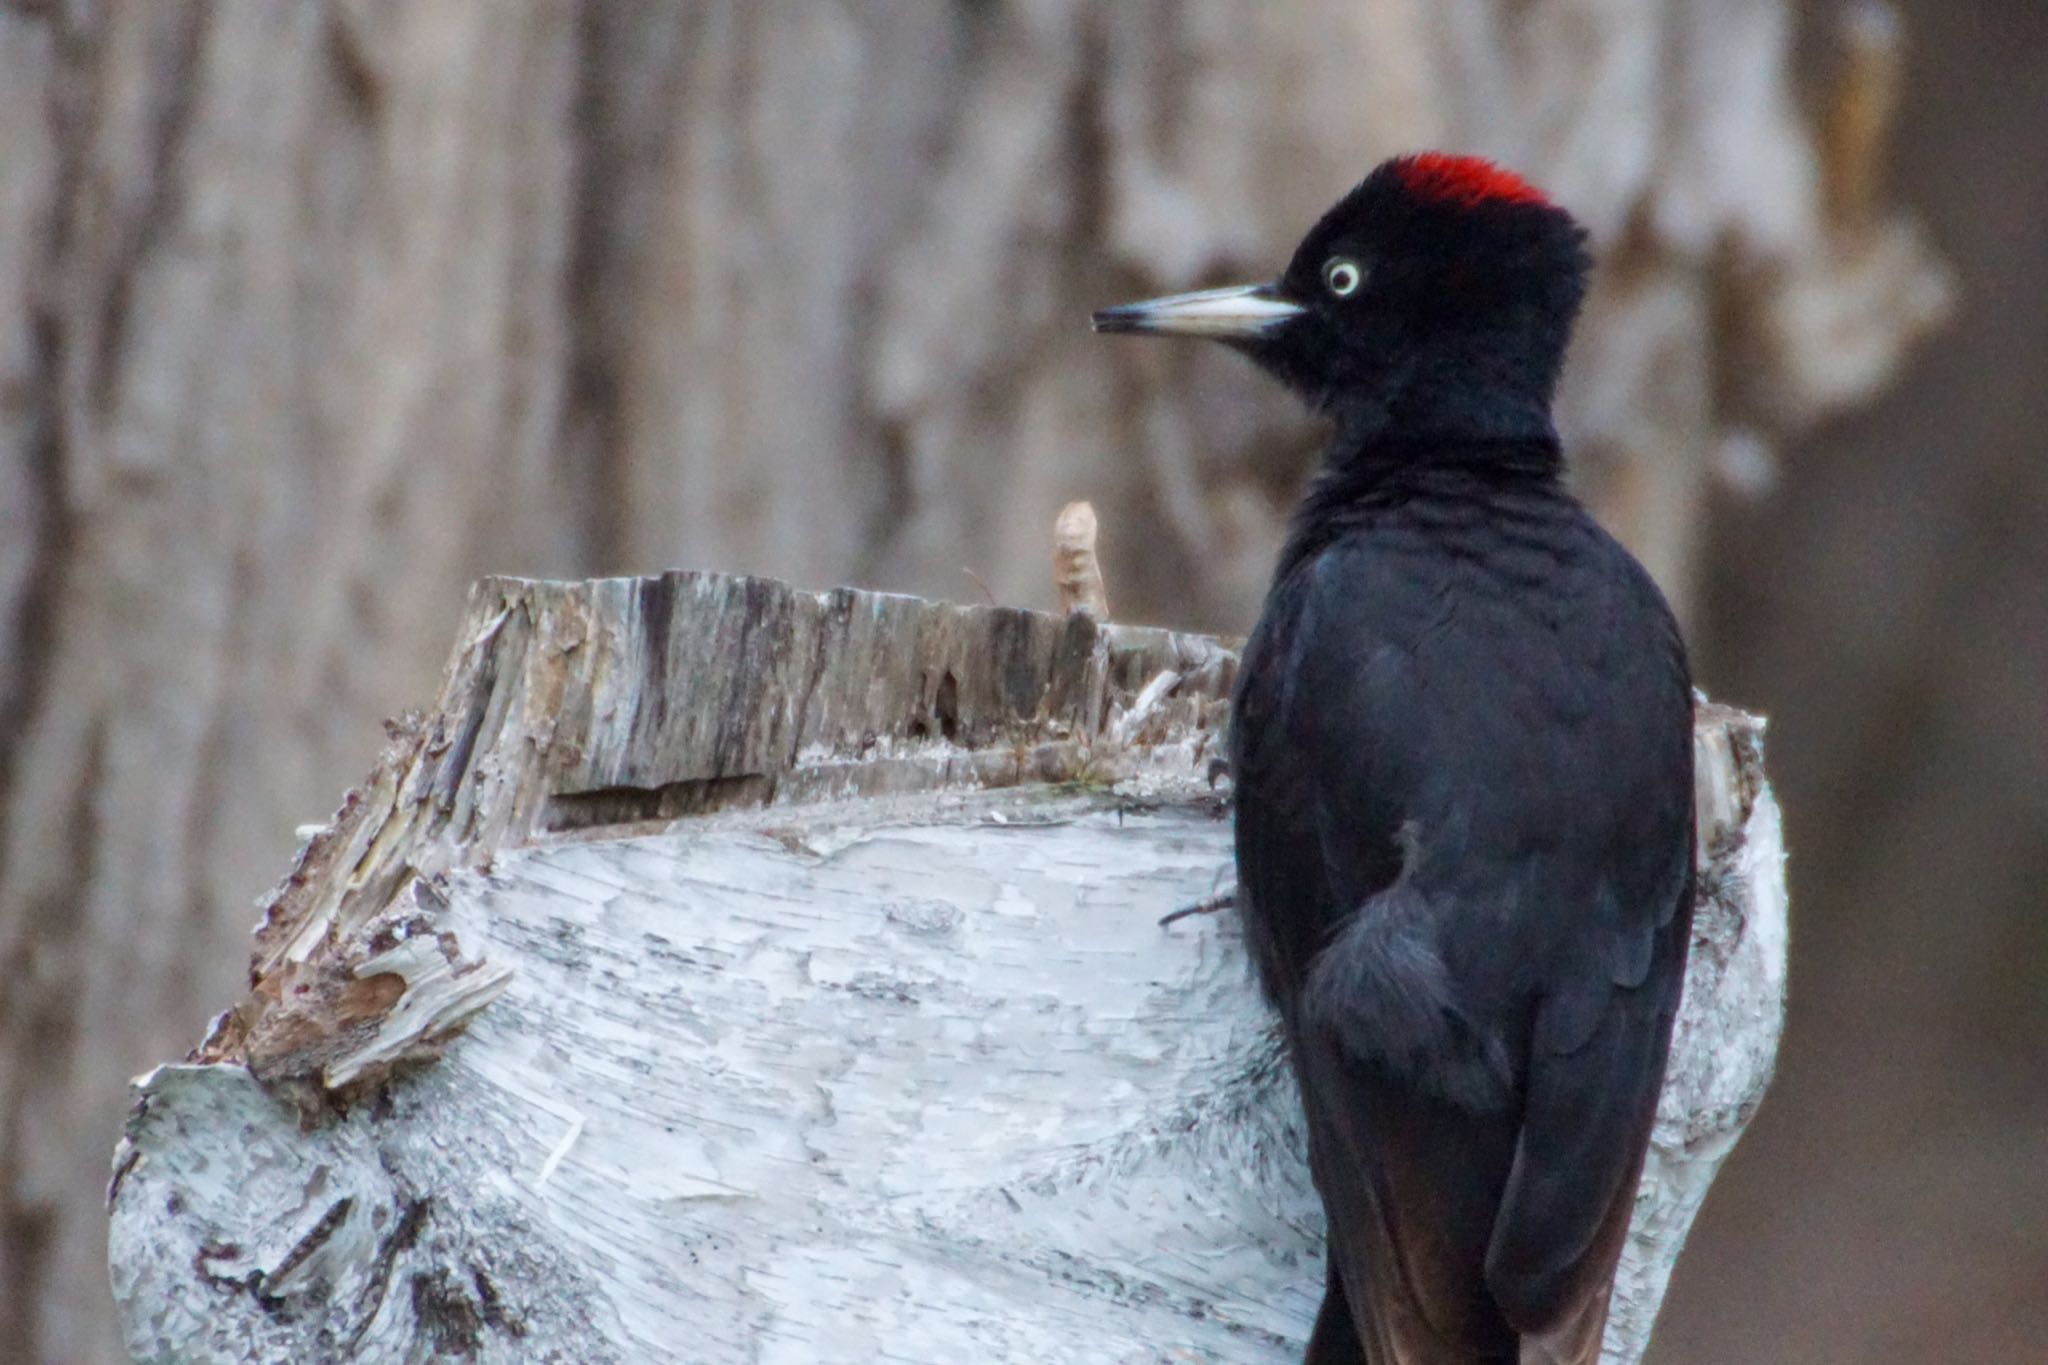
[1323,258,1364,297]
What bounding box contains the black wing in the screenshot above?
[1482,539,1695,1361]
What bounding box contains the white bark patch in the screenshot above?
[111,764,1780,1363]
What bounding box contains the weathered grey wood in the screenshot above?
[105,573,1784,1364]
[187,571,1232,1112]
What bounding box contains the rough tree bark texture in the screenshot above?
[105,574,1785,1364]
[0,4,1935,1361]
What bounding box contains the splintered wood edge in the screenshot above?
[192,571,1237,1101]
[189,571,1771,1132]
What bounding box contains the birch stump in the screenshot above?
[105,573,1785,1364]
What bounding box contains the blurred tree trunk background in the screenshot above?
[1674,1,2048,1359]
[0,2,2024,1362]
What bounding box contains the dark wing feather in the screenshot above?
[1486,542,1697,1361]
[1296,1016,1525,1363]
[1237,543,1529,1364]
[1237,568,1480,1365]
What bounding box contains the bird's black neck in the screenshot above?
[1273,427,1566,583]
[1326,333,1565,452]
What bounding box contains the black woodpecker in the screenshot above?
[1092,154,1695,1365]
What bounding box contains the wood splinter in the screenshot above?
[1053,500,1110,619]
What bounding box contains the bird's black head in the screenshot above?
[1093,154,1591,450]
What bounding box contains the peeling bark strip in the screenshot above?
[109,573,1785,1364]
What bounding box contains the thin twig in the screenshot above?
[1159,890,1236,928]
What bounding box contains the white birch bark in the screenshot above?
[105,574,1785,1364]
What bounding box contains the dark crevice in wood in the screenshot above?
[470,1263,527,1339]
[631,573,676,742]
[254,1195,354,1307]
[934,668,961,742]
[344,1193,430,1352]
[713,579,778,778]
[541,773,778,833]
[434,638,500,815]
[410,1265,488,1357]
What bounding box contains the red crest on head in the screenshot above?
[1390,153,1551,209]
